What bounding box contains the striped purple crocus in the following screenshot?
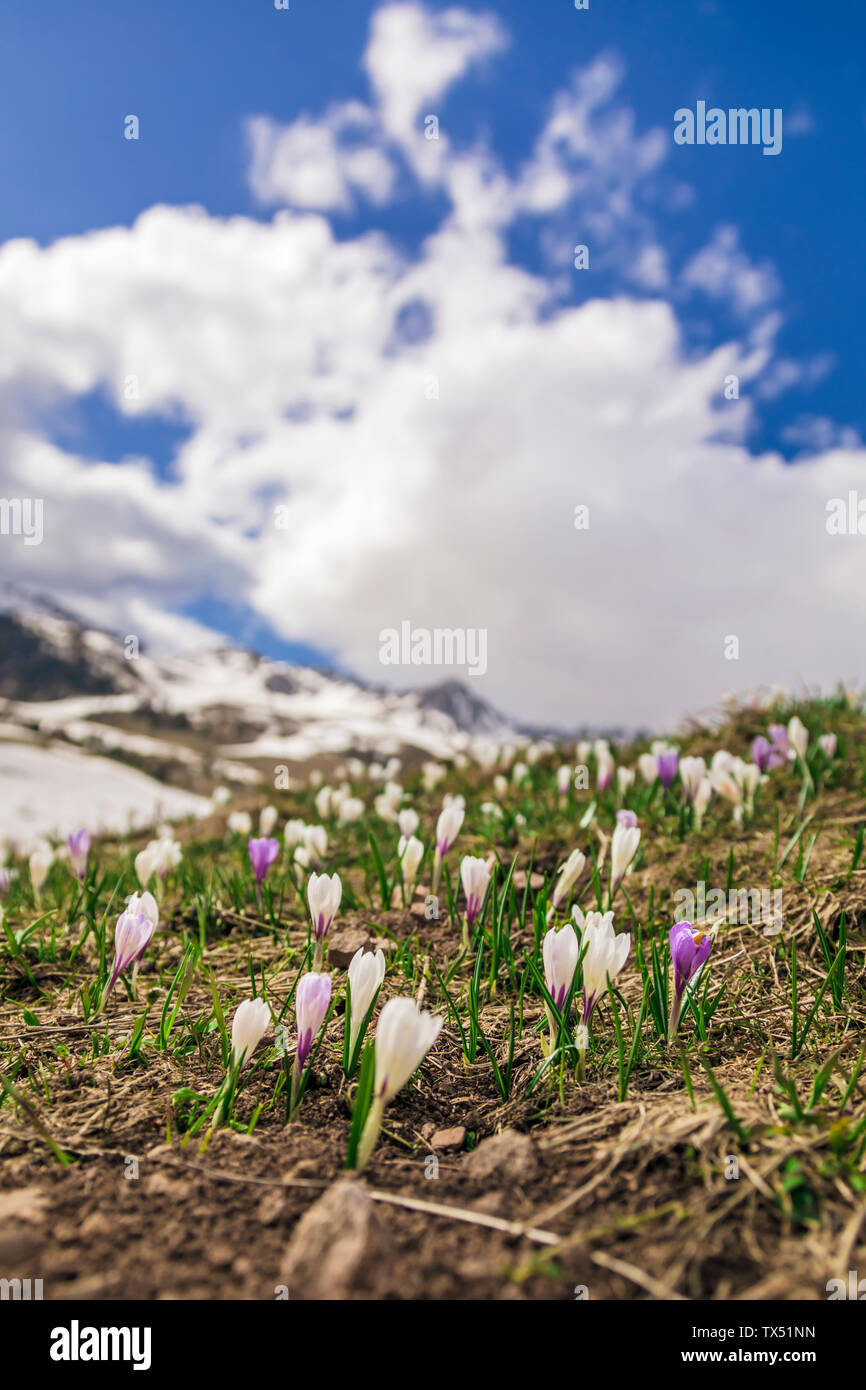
[668,919,712,1038]
[657,751,679,788]
[67,829,90,881]
[103,908,156,1006]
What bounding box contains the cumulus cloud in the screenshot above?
[0,2,861,729]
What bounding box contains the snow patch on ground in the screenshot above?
[0,742,212,844]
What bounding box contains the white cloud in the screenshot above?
[681,225,780,315]
[247,105,396,211]
[0,4,860,730]
[364,2,507,144]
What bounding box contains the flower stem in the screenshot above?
[355,1094,386,1172]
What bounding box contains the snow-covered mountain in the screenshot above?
[0,598,519,838]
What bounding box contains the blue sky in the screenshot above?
[1,0,864,724]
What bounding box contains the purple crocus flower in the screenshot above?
[656,751,679,788]
[616,809,638,828]
[249,836,279,911]
[295,971,331,1070]
[668,919,712,1037]
[753,735,784,772]
[248,837,279,883]
[768,724,790,759]
[104,910,155,1003]
[67,829,90,881]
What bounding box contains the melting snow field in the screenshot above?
[0,741,212,843]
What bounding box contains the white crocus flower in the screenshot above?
[551,849,586,911]
[29,842,54,898]
[788,715,809,762]
[693,776,713,829]
[398,808,419,840]
[679,756,707,802]
[542,922,580,1012]
[259,805,278,836]
[638,752,658,784]
[228,811,252,836]
[373,997,442,1103]
[355,998,442,1171]
[432,804,464,894]
[708,765,744,822]
[338,797,365,824]
[610,823,640,892]
[460,855,490,930]
[422,762,445,791]
[303,825,328,865]
[283,819,306,849]
[230,997,271,1070]
[307,871,342,968]
[617,766,635,794]
[580,912,631,1017]
[348,948,386,1053]
[399,835,424,899]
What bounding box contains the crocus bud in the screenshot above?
[29,843,53,898]
[435,804,464,856]
[709,765,744,820]
[460,855,490,929]
[819,733,837,758]
[768,724,790,760]
[398,808,419,839]
[617,766,635,794]
[354,998,442,1172]
[105,909,155,1002]
[295,972,332,1070]
[788,715,809,761]
[399,835,424,899]
[556,764,572,797]
[610,822,640,891]
[284,819,306,849]
[259,805,278,836]
[668,920,713,1037]
[679,756,707,801]
[579,911,630,1022]
[616,809,637,828]
[637,752,658,784]
[304,825,328,866]
[67,829,90,881]
[432,805,464,893]
[230,997,271,1069]
[656,750,679,788]
[596,749,615,791]
[373,997,442,1104]
[551,848,586,910]
[693,776,713,828]
[338,796,365,824]
[307,872,342,967]
[542,922,580,1011]
[348,947,386,1050]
